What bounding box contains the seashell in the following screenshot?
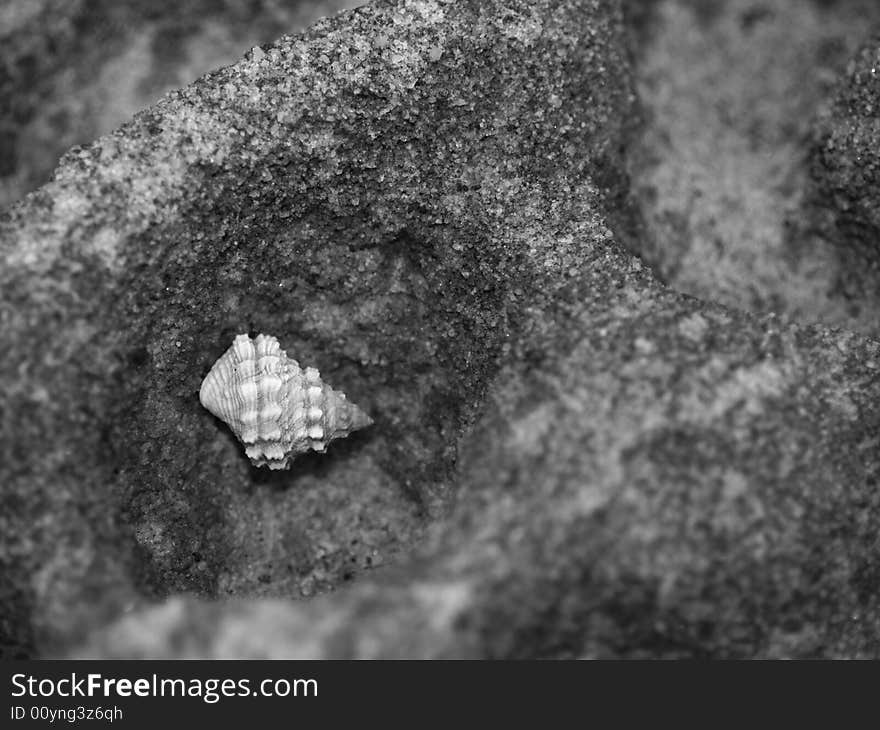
[199,333,373,469]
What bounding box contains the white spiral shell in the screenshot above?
[199,333,373,469]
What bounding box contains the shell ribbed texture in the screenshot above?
[200,334,372,469]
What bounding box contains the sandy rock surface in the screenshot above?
[2,0,880,659]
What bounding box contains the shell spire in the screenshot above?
[199,333,373,469]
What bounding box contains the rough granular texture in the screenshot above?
[0,0,361,211]
[810,34,880,302]
[0,0,635,658]
[2,0,880,659]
